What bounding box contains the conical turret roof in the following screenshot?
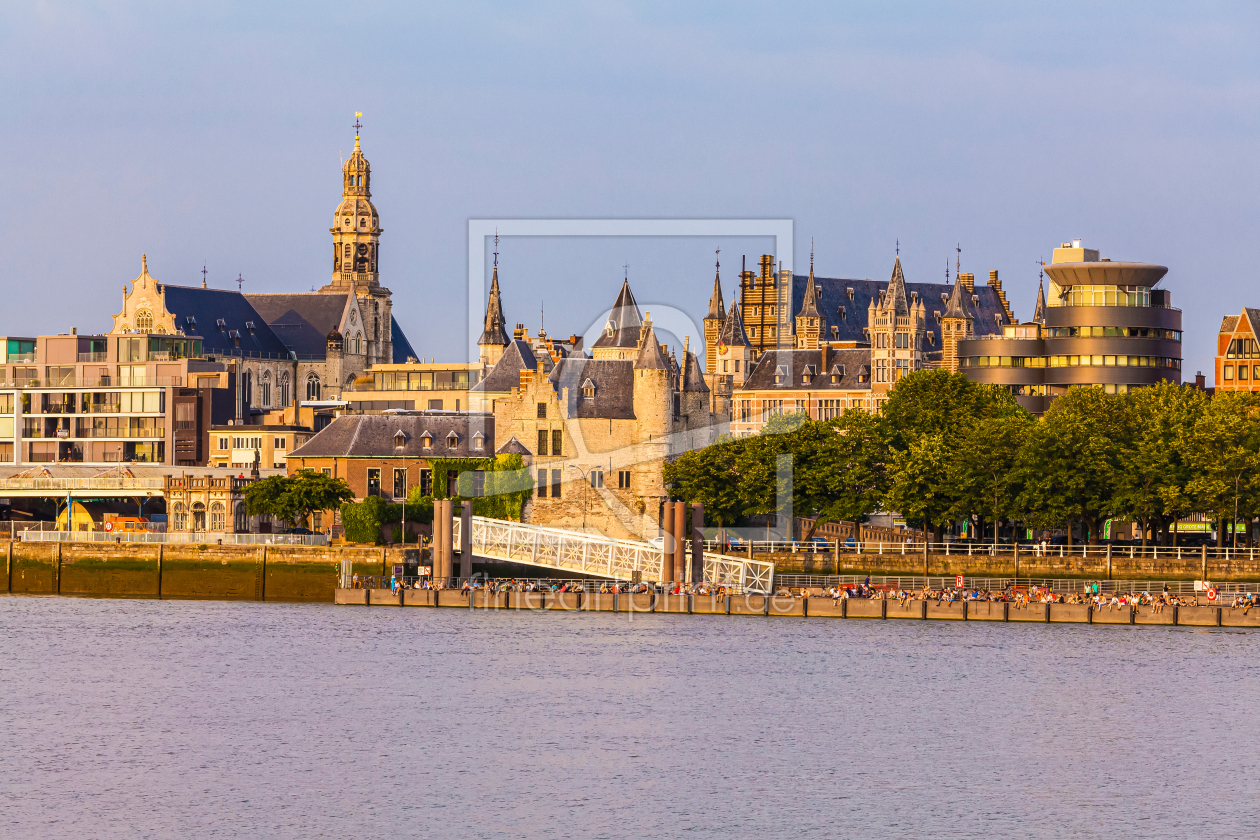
[883,255,910,316]
[942,276,974,321]
[716,300,750,348]
[478,262,510,347]
[1033,281,1046,324]
[706,263,725,320]
[634,325,671,370]
[593,279,643,348]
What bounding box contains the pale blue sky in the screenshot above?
[3,1,1258,376]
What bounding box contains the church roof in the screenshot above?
[160,285,292,358]
[706,268,726,320]
[743,348,872,392]
[478,265,510,347]
[1032,283,1047,324]
[246,292,350,359]
[592,280,643,348]
[548,358,636,419]
[391,316,418,363]
[942,277,974,321]
[634,326,671,370]
[799,265,821,318]
[471,339,549,393]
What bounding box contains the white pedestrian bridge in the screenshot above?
[453,516,774,593]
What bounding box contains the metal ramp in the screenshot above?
[453,516,774,593]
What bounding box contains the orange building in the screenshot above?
[1216,308,1260,392]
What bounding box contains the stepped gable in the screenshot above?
[592,280,643,349]
[548,357,636,419]
[246,292,351,358]
[470,339,549,393]
[161,285,291,357]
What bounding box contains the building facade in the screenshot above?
[1215,308,1260,392]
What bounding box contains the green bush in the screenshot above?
[340,495,386,544]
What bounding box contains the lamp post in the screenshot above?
[394,430,408,551]
[567,464,590,532]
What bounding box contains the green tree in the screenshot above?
[794,409,890,539]
[1016,387,1124,545]
[884,432,953,542]
[664,437,746,529]
[1184,391,1260,548]
[1114,382,1206,546]
[879,369,1026,453]
[951,413,1033,547]
[243,470,354,530]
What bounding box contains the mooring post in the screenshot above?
[690,502,704,584]
[459,501,473,582]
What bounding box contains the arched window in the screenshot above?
[192,502,206,531]
[210,502,225,531]
[234,503,248,533]
[260,371,272,408]
[279,372,290,408]
[241,370,253,410]
[306,373,321,401]
[136,310,153,332]
[172,502,187,531]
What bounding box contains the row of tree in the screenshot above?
[664,370,1260,547]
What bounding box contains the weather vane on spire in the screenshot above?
[353,112,362,138]
[896,238,900,257]
[201,264,208,289]
[956,243,962,276]
[236,273,244,293]
[715,248,720,270]
[493,229,499,269]
[623,261,629,280]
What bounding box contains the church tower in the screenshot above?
[479,234,510,370]
[794,244,825,350]
[703,253,725,374]
[322,118,393,366]
[869,254,926,402]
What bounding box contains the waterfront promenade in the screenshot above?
[335,582,1260,628]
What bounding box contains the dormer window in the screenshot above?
[604,319,616,336]
[216,319,226,332]
[971,295,980,307]
[446,431,459,449]
[774,364,787,385]
[846,287,854,300]
[393,430,408,450]
[941,293,949,304]
[228,330,240,347]
[419,432,433,450]
[472,432,484,451]
[245,321,255,334]
[995,313,1003,326]
[581,378,596,399]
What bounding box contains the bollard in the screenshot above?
[459,500,473,582]
[662,502,676,584]
[690,502,704,584]
[673,502,687,585]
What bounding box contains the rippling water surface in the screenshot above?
[1,597,1258,839]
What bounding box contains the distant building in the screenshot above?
[959,240,1182,413]
[1215,308,1260,392]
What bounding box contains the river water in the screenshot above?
[2,597,1258,839]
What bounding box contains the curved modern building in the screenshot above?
[959,240,1182,414]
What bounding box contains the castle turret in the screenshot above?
[795,245,825,350]
[479,236,510,370]
[703,254,726,374]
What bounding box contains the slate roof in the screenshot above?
[288,413,495,459]
[942,277,973,321]
[391,316,418,363]
[495,435,532,456]
[1033,283,1047,324]
[547,357,636,419]
[634,325,671,370]
[592,280,643,349]
[716,300,750,347]
[743,348,872,392]
[246,292,349,359]
[706,268,725,319]
[160,285,293,358]
[471,339,549,393]
[681,350,708,393]
[478,265,510,348]
[1221,315,1240,333]
[788,270,1011,346]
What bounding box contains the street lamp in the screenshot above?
[567,464,590,532]
[394,430,408,551]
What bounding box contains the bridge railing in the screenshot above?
[456,516,773,593]
[0,477,167,492]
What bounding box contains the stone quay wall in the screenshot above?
[334,588,1260,629]
[757,545,1260,581]
[0,541,414,602]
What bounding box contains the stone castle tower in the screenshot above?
[478,238,510,370]
[794,248,825,350]
[321,128,393,367]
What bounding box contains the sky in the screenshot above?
[3,1,1258,377]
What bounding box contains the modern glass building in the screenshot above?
[959,241,1182,414]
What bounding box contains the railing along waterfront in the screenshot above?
[773,574,1260,597]
[708,538,1259,562]
[454,516,775,593]
[21,531,328,546]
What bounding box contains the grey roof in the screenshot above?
[391,315,418,363]
[592,280,643,348]
[706,267,725,319]
[883,256,911,316]
[743,348,872,391]
[799,268,821,318]
[288,413,495,459]
[634,325,671,370]
[1033,283,1046,324]
[548,357,636,419]
[681,350,708,393]
[478,265,510,347]
[495,435,532,456]
[716,300,750,347]
[1221,315,1240,333]
[246,292,349,359]
[788,268,1010,346]
[471,339,547,393]
[942,277,973,321]
[161,285,292,357]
